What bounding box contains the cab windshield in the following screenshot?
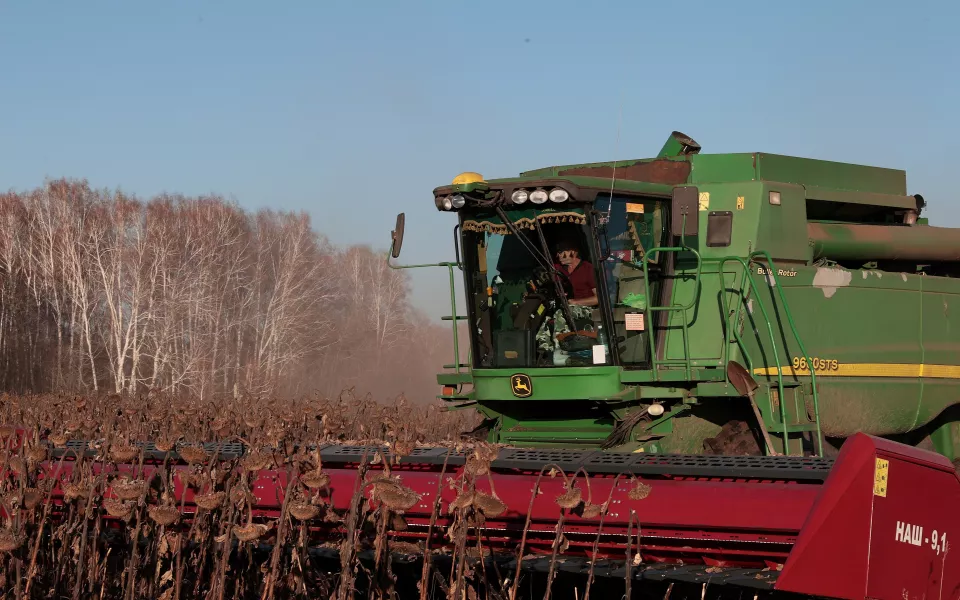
[460,206,608,369]
[459,196,667,370]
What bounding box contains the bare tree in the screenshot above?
[0,179,453,403]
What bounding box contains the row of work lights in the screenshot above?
[511,187,570,205]
[435,186,571,211]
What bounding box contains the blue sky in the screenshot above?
[1,0,957,318]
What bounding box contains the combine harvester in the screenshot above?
[14,132,960,598]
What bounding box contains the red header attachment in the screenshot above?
[776,433,960,599]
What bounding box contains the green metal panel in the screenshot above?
[755,183,811,263]
[688,153,758,185]
[756,153,907,195]
[471,367,621,401]
[746,265,923,437]
[917,274,960,428]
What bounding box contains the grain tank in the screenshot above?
[390,132,960,464]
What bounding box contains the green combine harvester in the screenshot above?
[388,131,960,465]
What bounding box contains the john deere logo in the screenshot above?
[510,374,533,398]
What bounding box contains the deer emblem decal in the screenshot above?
[511,374,533,398]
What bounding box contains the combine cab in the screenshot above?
[391,131,960,465]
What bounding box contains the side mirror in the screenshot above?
[670,186,699,238]
[390,213,405,258]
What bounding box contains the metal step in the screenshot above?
[317,444,834,481]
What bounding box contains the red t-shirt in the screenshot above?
[554,260,596,300]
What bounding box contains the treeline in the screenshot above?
[0,179,456,401]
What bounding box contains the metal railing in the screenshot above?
[387,256,465,377]
[636,245,823,456]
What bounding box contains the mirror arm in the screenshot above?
[453,224,462,271]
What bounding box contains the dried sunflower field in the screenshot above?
[0,390,502,600]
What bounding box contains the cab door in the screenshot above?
[595,195,667,368]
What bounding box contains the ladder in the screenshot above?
[638,246,823,456]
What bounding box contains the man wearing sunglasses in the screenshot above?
[553,240,598,307]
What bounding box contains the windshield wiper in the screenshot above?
[494,206,576,328]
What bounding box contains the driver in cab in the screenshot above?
[554,240,598,307]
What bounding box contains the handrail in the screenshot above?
[716,256,790,450]
[715,255,823,457]
[387,254,463,376]
[636,246,823,457]
[640,245,703,381]
[749,251,823,457]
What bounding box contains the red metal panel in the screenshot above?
[775,434,875,598]
[776,433,960,600]
[866,438,960,600]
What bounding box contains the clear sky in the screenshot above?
[1,0,957,318]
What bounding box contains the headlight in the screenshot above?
[529,189,548,204]
[549,188,569,203]
[450,194,465,209]
[435,195,444,210]
[441,196,453,210]
[511,190,528,204]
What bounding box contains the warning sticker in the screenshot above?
[625,313,645,331]
[874,457,889,497]
[626,203,645,214]
[698,192,710,211]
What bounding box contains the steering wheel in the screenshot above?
[531,266,573,301]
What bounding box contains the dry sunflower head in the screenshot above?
[233,522,269,542]
[0,530,23,553]
[464,455,490,476]
[22,488,43,511]
[155,433,178,453]
[26,445,47,463]
[178,445,207,465]
[102,498,133,519]
[111,478,146,501]
[230,485,251,507]
[391,440,415,457]
[242,451,271,472]
[581,502,607,519]
[300,469,330,490]
[371,477,420,512]
[194,491,225,511]
[473,491,507,517]
[7,456,26,475]
[48,432,69,448]
[288,501,320,520]
[448,490,475,513]
[148,505,181,527]
[63,482,89,502]
[628,479,652,501]
[0,425,15,438]
[555,483,583,510]
[389,541,421,555]
[109,444,139,463]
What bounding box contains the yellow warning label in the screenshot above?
[736,196,745,210]
[626,202,645,214]
[698,192,710,211]
[874,457,889,497]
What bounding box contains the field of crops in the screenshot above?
[0,391,511,600]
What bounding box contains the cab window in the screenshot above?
[595,194,666,366]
